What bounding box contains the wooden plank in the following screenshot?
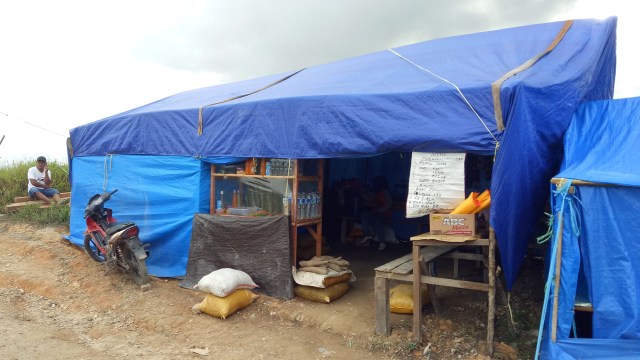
[373,272,413,282]
[374,277,391,336]
[413,238,489,246]
[418,274,491,292]
[411,233,478,242]
[442,252,485,262]
[375,246,458,275]
[13,192,70,203]
[374,253,412,273]
[5,200,70,213]
[421,245,459,263]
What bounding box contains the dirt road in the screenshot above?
[0,220,540,359]
[0,221,393,360]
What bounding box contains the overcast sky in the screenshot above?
[1,0,638,166]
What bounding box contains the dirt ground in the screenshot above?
[0,219,544,359]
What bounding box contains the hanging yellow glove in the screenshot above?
[450,192,480,214]
[473,189,491,213]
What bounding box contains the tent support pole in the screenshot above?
[551,213,564,342]
[487,227,496,356]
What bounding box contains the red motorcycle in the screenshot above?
[83,189,149,285]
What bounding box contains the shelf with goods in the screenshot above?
[209,158,324,265]
[290,159,324,264]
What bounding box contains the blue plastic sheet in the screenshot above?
[68,155,204,277]
[538,97,640,358]
[69,18,617,288]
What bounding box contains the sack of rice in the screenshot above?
[389,284,429,314]
[294,282,349,303]
[194,268,258,297]
[192,289,258,319]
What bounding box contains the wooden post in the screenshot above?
[551,213,564,342]
[316,159,324,256]
[412,242,423,343]
[209,164,215,215]
[374,276,391,336]
[291,160,299,265]
[487,227,496,356]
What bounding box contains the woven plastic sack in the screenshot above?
[194,268,258,297]
[390,284,429,314]
[192,289,258,319]
[294,282,349,303]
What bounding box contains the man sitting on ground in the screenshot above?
[27,156,68,206]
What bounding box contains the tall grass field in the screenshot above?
[0,160,71,225]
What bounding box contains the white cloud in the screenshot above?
[1,0,637,165]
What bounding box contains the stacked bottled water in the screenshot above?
[297,192,305,220]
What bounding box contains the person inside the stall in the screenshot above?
[358,176,393,250]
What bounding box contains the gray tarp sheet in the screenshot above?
[179,213,293,299]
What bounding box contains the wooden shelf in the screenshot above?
[293,218,322,226]
[211,173,294,179]
[209,159,324,266]
[297,176,320,181]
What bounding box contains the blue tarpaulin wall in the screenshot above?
[69,18,616,284]
[538,97,640,359]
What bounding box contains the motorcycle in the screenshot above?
[83,189,150,286]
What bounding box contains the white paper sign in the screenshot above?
[406,152,466,218]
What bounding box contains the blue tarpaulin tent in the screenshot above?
[68,18,616,286]
[538,97,640,359]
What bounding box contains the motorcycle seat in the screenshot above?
[106,222,135,236]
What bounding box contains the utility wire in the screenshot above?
[0,111,67,138]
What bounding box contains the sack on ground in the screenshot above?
[322,273,351,287]
[295,282,349,303]
[192,289,258,319]
[194,268,258,297]
[292,266,355,288]
[389,284,429,314]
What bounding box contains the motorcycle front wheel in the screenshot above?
[121,242,149,285]
[84,234,106,262]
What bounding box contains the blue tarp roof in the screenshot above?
[69,18,617,288]
[556,97,640,186]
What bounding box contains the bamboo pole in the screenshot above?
[551,178,613,187]
[551,212,564,342]
[487,227,496,355]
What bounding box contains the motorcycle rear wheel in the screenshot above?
[121,242,149,285]
[84,234,106,262]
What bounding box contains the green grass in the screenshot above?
[0,160,70,225]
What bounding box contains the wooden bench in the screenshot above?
[4,192,70,213]
[374,245,459,336]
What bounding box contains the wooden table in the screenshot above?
[411,230,496,355]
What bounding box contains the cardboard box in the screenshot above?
[429,211,477,236]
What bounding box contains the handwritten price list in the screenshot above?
[406,152,466,218]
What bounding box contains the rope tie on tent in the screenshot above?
[492,20,574,131]
[103,154,113,192]
[388,49,500,152]
[537,179,582,244]
[197,68,306,135]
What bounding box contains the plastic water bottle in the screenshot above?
[314,192,321,218]
[282,190,291,215]
[297,193,304,220]
[216,190,224,213]
[309,192,317,218]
